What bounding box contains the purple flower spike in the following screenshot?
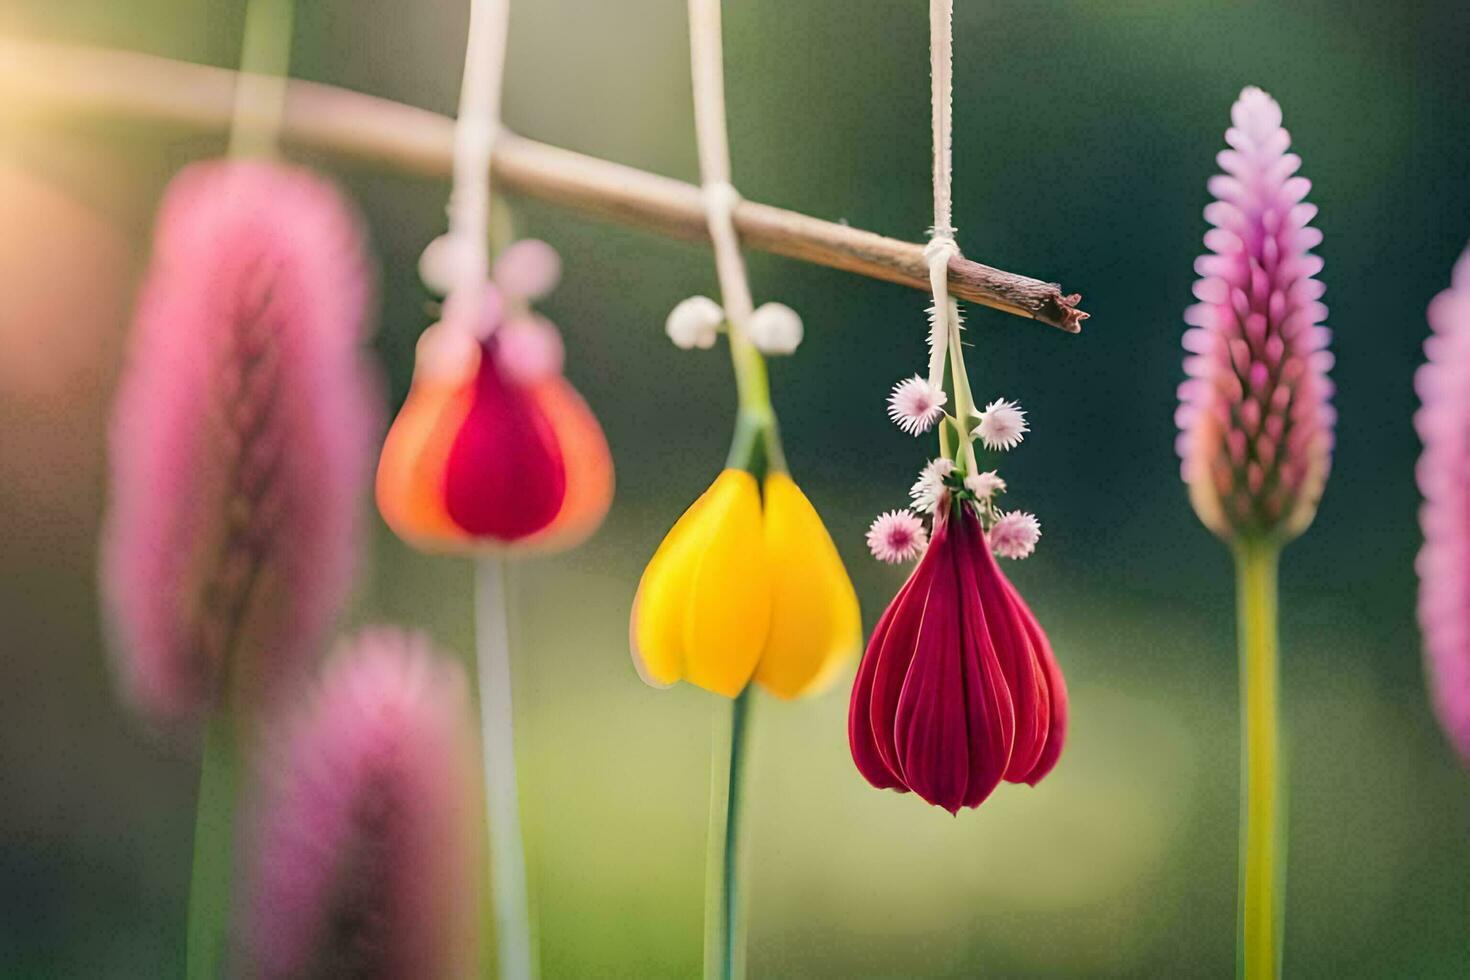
[100,160,381,722]
[1416,245,1470,763]
[1177,87,1336,542]
[242,629,480,979]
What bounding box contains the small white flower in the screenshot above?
[975,398,1029,451]
[866,510,928,564]
[417,233,478,296]
[666,295,724,350]
[492,238,561,300]
[887,374,948,435]
[990,510,1041,559]
[746,302,803,355]
[965,470,1006,499]
[908,457,955,513]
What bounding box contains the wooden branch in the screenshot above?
[0,37,1087,332]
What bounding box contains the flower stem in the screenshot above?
[1233,537,1284,979]
[475,557,537,980]
[185,708,237,980]
[227,0,294,159]
[704,687,754,980]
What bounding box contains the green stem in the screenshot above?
[724,333,785,475]
[1234,537,1284,979]
[228,0,295,159]
[186,710,238,980]
[476,557,537,980]
[704,687,753,980]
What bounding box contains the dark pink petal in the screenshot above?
[967,507,1047,783]
[443,337,567,538]
[849,575,912,792]
[893,522,971,813]
[952,509,1016,808]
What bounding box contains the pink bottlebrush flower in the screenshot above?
[888,374,948,435]
[1177,86,1336,541]
[1416,244,1470,762]
[867,509,928,564]
[849,500,1067,812]
[241,629,480,979]
[990,510,1041,560]
[99,160,380,722]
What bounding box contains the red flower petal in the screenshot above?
[442,339,567,539]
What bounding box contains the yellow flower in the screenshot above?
[631,469,861,699]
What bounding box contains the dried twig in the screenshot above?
[0,37,1087,332]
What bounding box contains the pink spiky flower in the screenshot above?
[888,374,948,435]
[99,160,380,723]
[867,509,928,564]
[1176,87,1336,542]
[240,629,480,979]
[1416,244,1470,763]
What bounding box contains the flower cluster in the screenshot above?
[1416,244,1470,763]
[377,239,613,555]
[1176,86,1335,543]
[868,396,1040,566]
[851,302,1062,812]
[240,630,479,979]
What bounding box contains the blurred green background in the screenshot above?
[2,0,1469,976]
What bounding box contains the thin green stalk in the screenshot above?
[1234,537,1284,979]
[228,0,295,159]
[476,557,537,980]
[186,709,237,980]
[704,687,753,980]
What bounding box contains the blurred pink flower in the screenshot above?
[241,629,480,979]
[1177,86,1335,542]
[100,160,380,722]
[1416,244,1470,762]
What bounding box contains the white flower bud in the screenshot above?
[746,302,803,355]
[666,295,724,350]
[418,233,479,296]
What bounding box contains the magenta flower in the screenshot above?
[1177,86,1336,542]
[99,160,380,722]
[241,629,480,979]
[849,500,1067,813]
[1416,244,1470,762]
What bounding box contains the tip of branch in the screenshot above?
[1045,289,1087,333]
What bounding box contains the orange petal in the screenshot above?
[376,373,476,551]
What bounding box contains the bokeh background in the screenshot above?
[3,1,1469,976]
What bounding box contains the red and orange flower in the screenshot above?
[377,248,612,554]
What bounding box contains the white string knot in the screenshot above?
[703,180,742,224]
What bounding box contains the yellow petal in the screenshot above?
[680,469,771,697]
[754,473,862,699]
[630,475,726,688]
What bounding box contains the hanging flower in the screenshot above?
[240,629,480,979]
[849,500,1067,813]
[1416,244,1470,763]
[376,241,613,554]
[1177,86,1335,542]
[631,468,861,699]
[99,160,380,723]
